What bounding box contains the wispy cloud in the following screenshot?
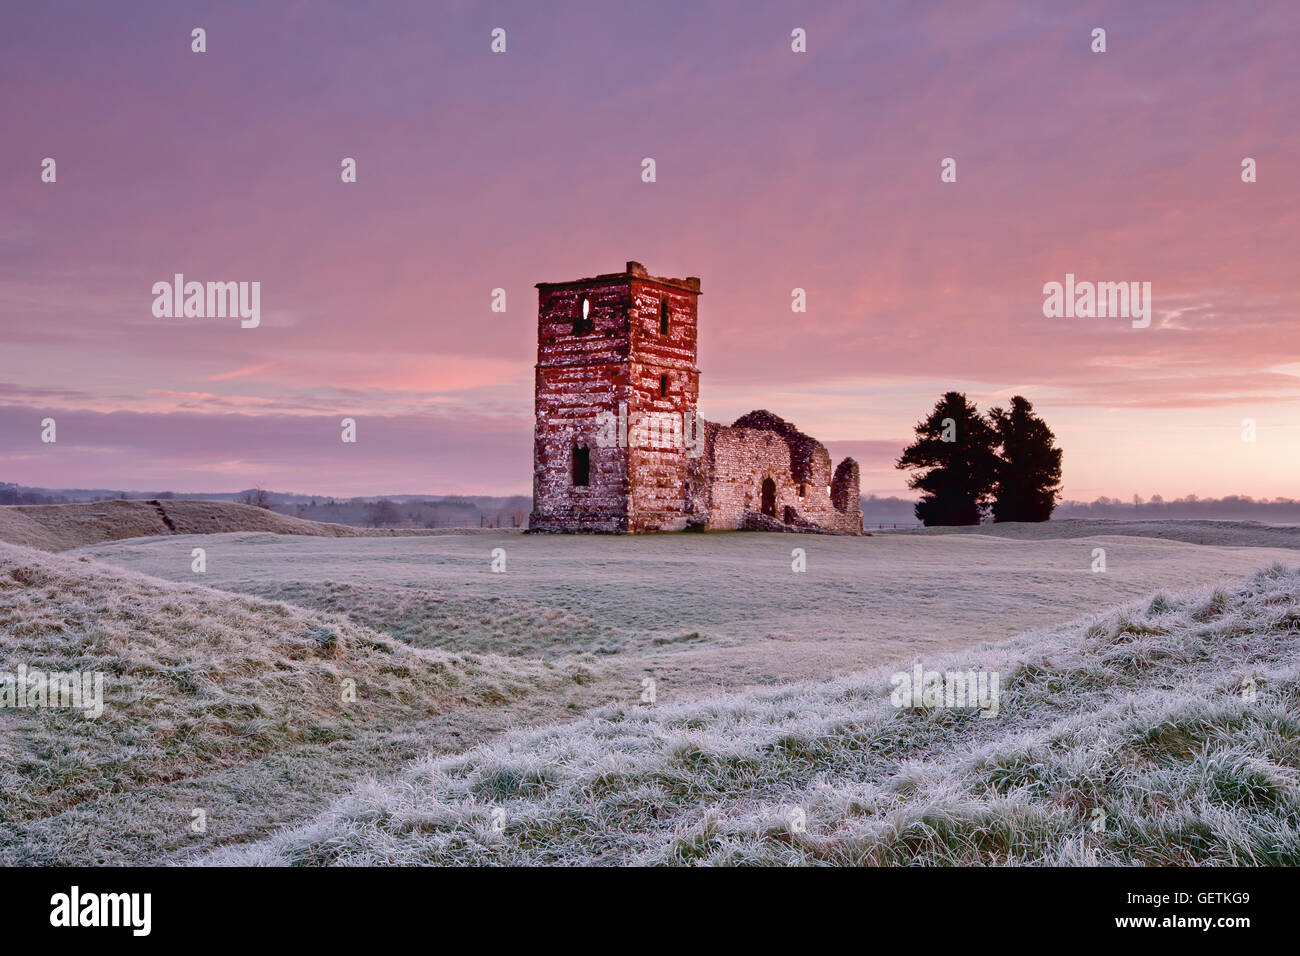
[1,0,1296,496]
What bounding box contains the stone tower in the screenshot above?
[529,261,701,532]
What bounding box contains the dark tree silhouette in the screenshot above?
[896,391,999,526]
[988,396,1062,522]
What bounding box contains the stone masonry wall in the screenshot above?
[625,274,700,532]
[528,262,861,535]
[530,263,702,533]
[529,274,635,532]
[706,427,795,530]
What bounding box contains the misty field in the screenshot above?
[77,526,1300,694]
[3,518,1298,864]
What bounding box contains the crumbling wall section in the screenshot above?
[705,426,795,530]
[717,410,863,534]
[830,457,863,532]
[684,418,720,527]
[730,410,819,483]
[788,451,863,534]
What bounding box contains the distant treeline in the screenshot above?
[858,495,925,527]
[1055,495,1300,522]
[272,495,533,529]
[0,483,183,504]
[0,484,71,505]
[7,482,1300,527]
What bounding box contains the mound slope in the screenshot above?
[0,499,434,552]
[0,540,584,864]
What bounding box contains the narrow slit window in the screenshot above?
[659,298,670,335]
[575,296,591,335]
[659,374,668,397]
[572,445,590,486]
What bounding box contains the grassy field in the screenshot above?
[76,526,1300,696]
[3,513,1298,864]
[207,563,1300,865]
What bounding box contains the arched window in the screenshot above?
[573,445,590,486]
[574,296,591,335]
[659,298,669,335]
[659,374,668,397]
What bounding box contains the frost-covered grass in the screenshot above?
[9,522,1300,866]
[891,518,1300,550]
[208,564,1300,866]
[74,530,1300,693]
[0,541,591,864]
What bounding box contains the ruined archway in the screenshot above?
[760,478,777,517]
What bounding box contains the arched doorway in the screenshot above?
[760,478,777,517]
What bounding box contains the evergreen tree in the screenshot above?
[988,395,1062,522]
[896,391,999,526]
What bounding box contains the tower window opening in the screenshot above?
[573,445,590,486]
[660,298,670,335]
[575,296,592,335]
[659,374,668,397]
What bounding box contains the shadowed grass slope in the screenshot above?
[208,564,1300,866]
[0,541,583,862]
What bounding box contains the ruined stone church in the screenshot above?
[529,262,862,534]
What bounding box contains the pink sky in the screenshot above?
[2,0,1298,498]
